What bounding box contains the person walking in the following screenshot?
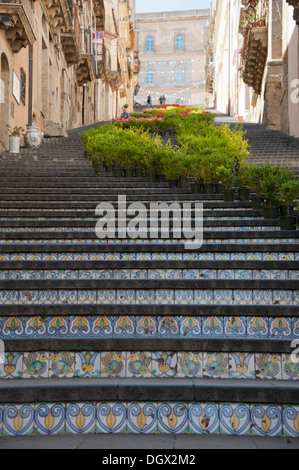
[147,95,152,108]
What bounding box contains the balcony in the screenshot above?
[0,0,36,53]
[60,4,81,66]
[77,54,96,86]
[93,0,104,31]
[43,0,72,33]
[286,0,299,25]
[242,26,268,95]
[206,65,214,94]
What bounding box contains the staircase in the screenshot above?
[0,127,299,439]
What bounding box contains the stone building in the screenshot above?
[206,0,299,137]
[135,9,209,107]
[0,0,139,150]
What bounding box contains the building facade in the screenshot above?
[0,0,139,150]
[135,9,209,107]
[206,0,299,137]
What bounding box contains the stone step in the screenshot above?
[0,303,298,316]
[1,245,297,256]
[0,377,297,405]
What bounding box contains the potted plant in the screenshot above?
[216,165,235,201]
[236,163,251,201]
[279,180,299,230]
[6,125,24,154]
[261,165,292,219]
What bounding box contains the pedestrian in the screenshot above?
[147,95,152,108]
[159,96,163,105]
[120,108,130,120]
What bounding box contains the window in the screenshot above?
[176,67,185,83]
[146,69,154,84]
[146,36,154,51]
[176,34,184,50]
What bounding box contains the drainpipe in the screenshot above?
[28,44,34,126]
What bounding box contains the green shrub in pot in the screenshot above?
[260,165,292,219]
[215,164,235,201]
[278,179,299,230]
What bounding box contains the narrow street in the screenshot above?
[0,114,298,447]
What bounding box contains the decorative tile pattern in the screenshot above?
[157,403,189,434]
[251,405,283,437]
[219,404,251,435]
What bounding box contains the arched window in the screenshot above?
[176,67,185,83]
[146,36,154,51]
[146,69,154,84]
[176,34,184,50]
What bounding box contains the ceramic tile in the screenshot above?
[3,404,35,436]
[283,406,299,437]
[255,354,282,380]
[75,352,101,377]
[180,317,201,337]
[65,403,96,434]
[224,317,247,337]
[19,291,39,304]
[1,317,24,338]
[156,290,175,305]
[100,352,126,377]
[23,352,49,378]
[197,269,216,280]
[247,317,269,338]
[234,291,253,305]
[189,403,219,434]
[97,290,116,304]
[135,316,157,337]
[229,353,255,379]
[69,316,92,337]
[158,316,180,336]
[114,317,135,337]
[203,353,229,379]
[23,317,47,337]
[293,319,299,339]
[177,290,198,306]
[214,290,233,305]
[46,317,69,337]
[96,403,127,433]
[282,354,299,381]
[127,403,157,434]
[272,291,293,305]
[34,403,65,435]
[131,270,148,280]
[219,403,251,435]
[152,352,177,378]
[126,352,152,378]
[77,291,97,304]
[194,290,213,305]
[251,405,283,437]
[135,291,155,305]
[177,352,202,378]
[0,352,23,379]
[217,270,234,280]
[49,352,76,378]
[157,403,189,434]
[269,317,292,339]
[58,291,77,304]
[253,270,271,280]
[271,270,288,280]
[234,270,253,280]
[91,316,114,337]
[253,290,273,305]
[202,317,224,337]
[117,290,136,305]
